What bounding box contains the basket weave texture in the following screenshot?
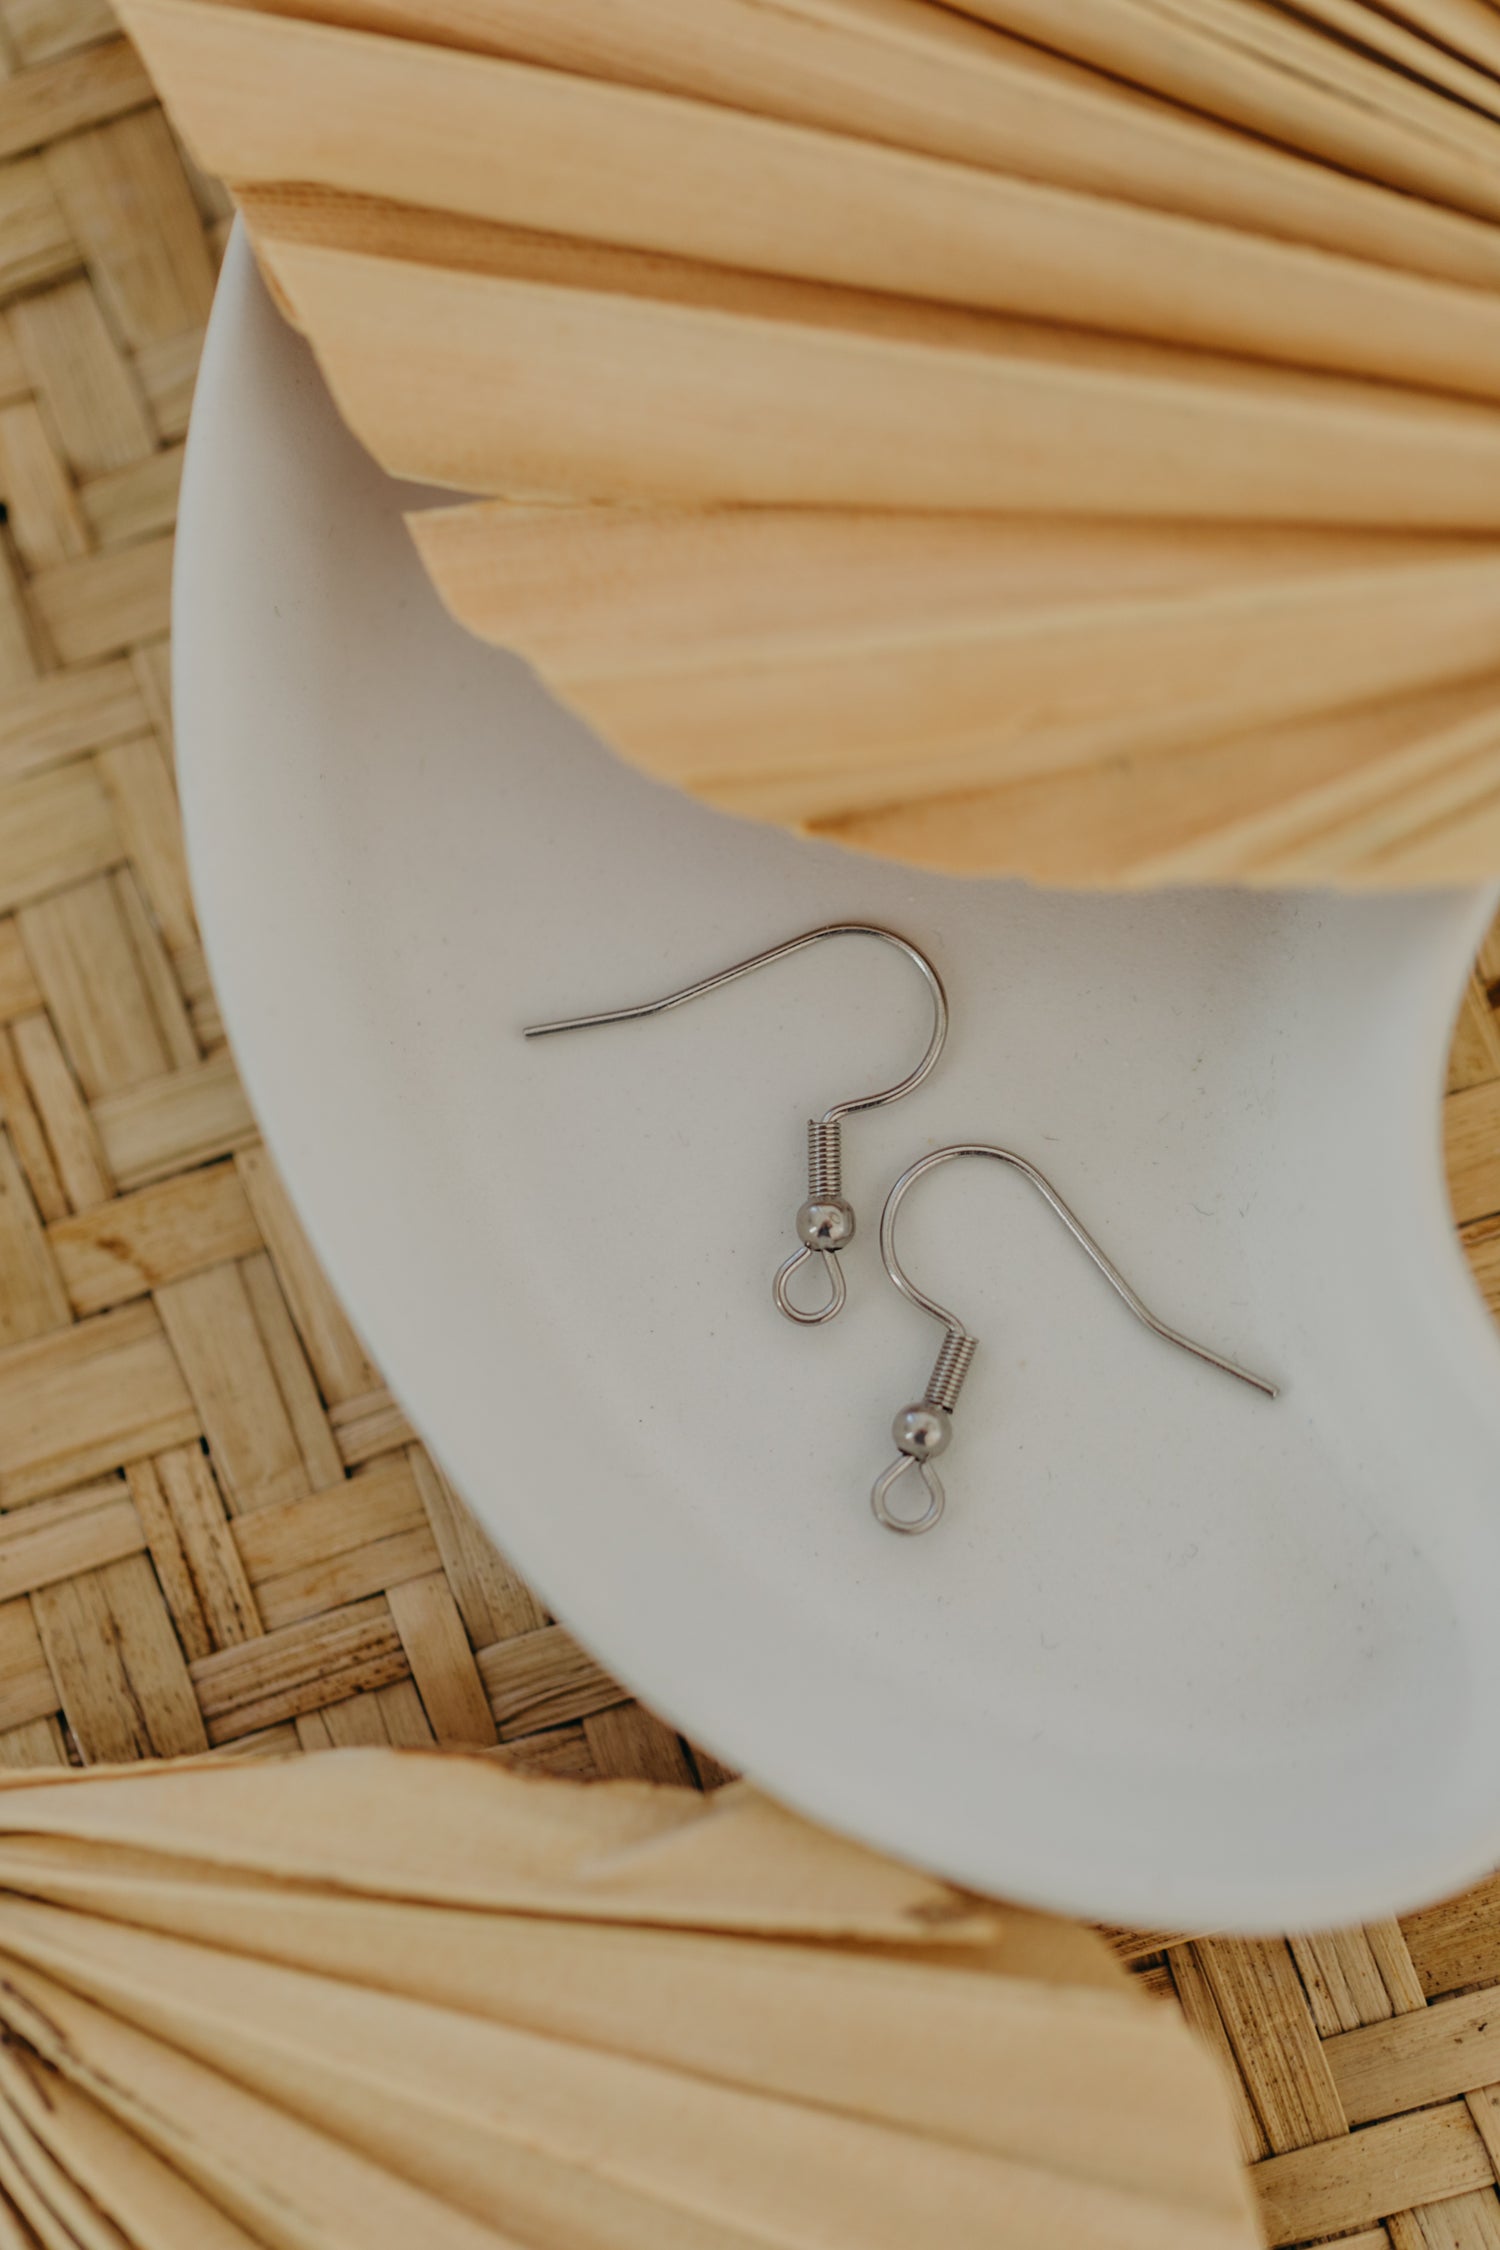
[4,13,1500,2244]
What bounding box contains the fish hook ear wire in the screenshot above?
[524,923,948,1326]
[871,1144,1278,1536]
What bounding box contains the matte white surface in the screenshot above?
[175,234,1500,1929]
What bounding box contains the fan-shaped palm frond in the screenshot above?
[116,0,1500,878]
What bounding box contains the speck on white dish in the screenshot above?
[174,232,1500,1931]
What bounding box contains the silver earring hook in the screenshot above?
[871,1144,1278,1535]
[525,923,947,1325]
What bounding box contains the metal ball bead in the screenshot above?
[892,1403,951,1460]
[796,1197,855,1250]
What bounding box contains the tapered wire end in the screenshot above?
[1215,1359,1279,1401]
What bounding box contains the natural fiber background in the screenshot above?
[4,13,1500,2245]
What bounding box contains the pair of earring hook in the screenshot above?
[526,924,1277,1535]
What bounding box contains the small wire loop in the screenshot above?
[871,1455,945,1536]
[773,1245,847,1326]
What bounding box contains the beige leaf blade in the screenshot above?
[0,2047,131,2250]
[0,1898,1256,2250]
[0,1832,1244,2214]
[948,0,1500,217]
[245,206,1500,527]
[0,2042,261,2250]
[1253,0,1500,119]
[809,673,1500,886]
[1374,0,1500,77]
[120,0,1500,401]
[412,502,1500,821]
[0,1752,995,1938]
[0,1960,517,2250]
[147,0,1500,287]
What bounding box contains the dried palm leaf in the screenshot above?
[1374,0,1500,76]
[132,0,1500,287]
[114,0,1500,882]
[0,1750,1259,2250]
[1258,0,1500,116]
[243,194,1500,525]
[949,0,1500,214]
[126,0,1500,399]
[0,1748,991,1935]
[412,502,1500,847]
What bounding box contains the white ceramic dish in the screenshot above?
[175,233,1500,1931]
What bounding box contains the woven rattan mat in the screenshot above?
[6,17,1500,2245]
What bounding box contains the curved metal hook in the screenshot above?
[526,925,948,1324]
[881,1146,1277,1393]
[525,923,947,1120]
[870,1143,1277,1536]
